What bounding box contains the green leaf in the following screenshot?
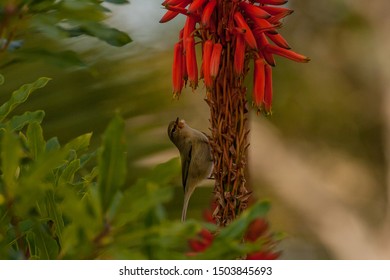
[0,77,51,122]
[32,222,59,260]
[45,191,65,248]
[64,133,92,153]
[8,110,45,131]
[112,159,180,225]
[21,148,68,188]
[98,115,127,214]
[58,159,80,184]
[18,49,86,68]
[27,122,46,160]
[114,180,173,226]
[0,129,23,197]
[0,74,4,85]
[147,157,181,184]
[80,22,132,47]
[219,201,270,239]
[45,137,61,152]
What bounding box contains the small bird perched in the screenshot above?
[168,117,213,222]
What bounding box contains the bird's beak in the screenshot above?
[175,117,179,125]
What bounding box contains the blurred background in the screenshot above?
[1,0,389,259]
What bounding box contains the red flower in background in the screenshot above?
[187,229,214,256]
[244,218,281,260]
[160,0,309,113]
[187,206,280,259]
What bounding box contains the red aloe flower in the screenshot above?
[210,43,222,78]
[234,34,246,75]
[203,39,214,89]
[244,218,280,260]
[188,229,214,255]
[264,64,273,112]
[234,11,257,50]
[201,0,217,26]
[254,0,288,5]
[266,32,290,49]
[188,0,208,14]
[183,16,197,40]
[239,2,271,19]
[253,58,266,106]
[244,218,269,242]
[161,0,309,110]
[172,42,184,97]
[185,36,198,89]
[261,6,294,18]
[159,0,191,23]
[265,44,310,63]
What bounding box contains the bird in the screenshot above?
[168,117,213,222]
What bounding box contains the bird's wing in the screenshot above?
[181,141,193,191]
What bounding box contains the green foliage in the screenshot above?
[0,78,275,260]
[97,115,126,214]
[0,0,132,69]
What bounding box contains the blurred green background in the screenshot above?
[1,0,388,259]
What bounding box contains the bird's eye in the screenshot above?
[170,123,177,136]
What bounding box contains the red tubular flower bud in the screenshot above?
[268,13,292,24]
[234,34,246,75]
[252,17,278,32]
[172,42,184,97]
[210,43,223,78]
[183,15,197,39]
[260,6,294,17]
[239,2,271,19]
[159,10,180,23]
[264,64,273,113]
[201,0,217,26]
[159,0,191,23]
[166,5,188,14]
[264,44,310,63]
[262,51,276,66]
[254,32,276,66]
[188,239,209,252]
[162,0,188,6]
[203,39,213,89]
[188,229,214,254]
[233,11,257,50]
[245,218,269,242]
[188,0,208,14]
[266,32,290,49]
[262,50,276,66]
[199,229,214,243]
[185,37,198,89]
[253,58,266,106]
[182,50,188,86]
[253,0,288,5]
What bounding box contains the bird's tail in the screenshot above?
[181,186,195,222]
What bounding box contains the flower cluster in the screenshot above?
[187,204,280,259]
[160,0,309,113]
